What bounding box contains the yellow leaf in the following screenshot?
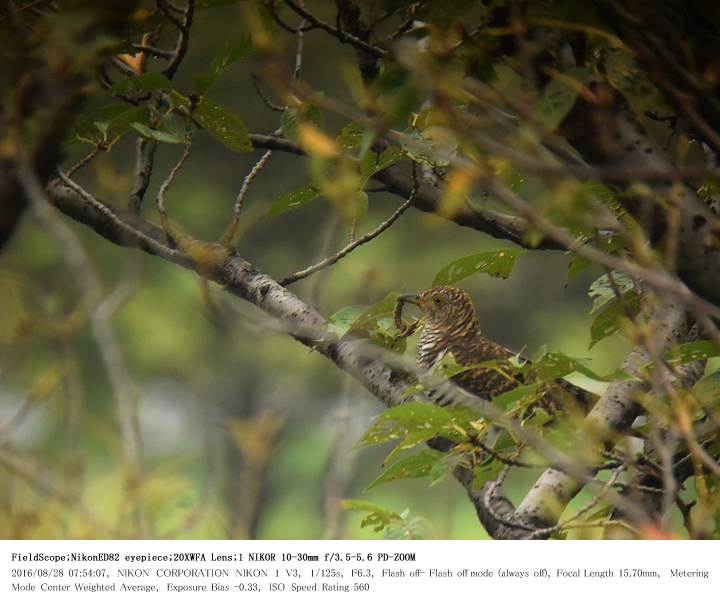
[298,124,340,159]
[439,167,476,218]
[28,365,65,402]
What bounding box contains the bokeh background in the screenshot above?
[0,2,637,539]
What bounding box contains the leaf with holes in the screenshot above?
[432,249,523,286]
[193,98,252,152]
[357,402,475,455]
[337,123,364,149]
[340,499,402,532]
[665,340,720,365]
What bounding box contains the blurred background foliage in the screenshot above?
[1,0,716,539]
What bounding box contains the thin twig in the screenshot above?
[280,181,417,286]
[265,0,313,34]
[283,0,388,58]
[161,0,195,80]
[56,172,185,263]
[66,144,102,178]
[129,137,158,214]
[221,150,273,246]
[131,43,174,60]
[251,74,285,112]
[157,120,193,229]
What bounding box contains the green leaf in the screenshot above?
[665,341,720,365]
[337,123,364,149]
[432,249,523,286]
[194,36,252,93]
[693,370,720,410]
[589,291,641,348]
[533,350,630,382]
[402,126,457,167]
[67,105,151,145]
[384,515,433,540]
[340,499,402,533]
[433,350,505,380]
[131,119,186,144]
[344,291,407,351]
[357,402,471,450]
[588,270,635,314]
[472,459,504,490]
[109,73,171,96]
[267,186,320,216]
[326,306,364,337]
[360,147,402,182]
[534,67,590,130]
[367,449,444,490]
[491,383,539,412]
[193,98,252,152]
[103,107,153,143]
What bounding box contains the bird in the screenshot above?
[396,285,591,414]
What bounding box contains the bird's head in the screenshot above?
[398,286,479,331]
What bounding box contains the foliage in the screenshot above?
[1,0,719,541]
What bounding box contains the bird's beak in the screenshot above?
[397,293,425,307]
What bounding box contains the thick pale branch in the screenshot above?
[496,301,692,539]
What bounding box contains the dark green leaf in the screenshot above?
[194,36,252,93]
[268,187,320,216]
[67,105,151,145]
[534,67,590,130]
[589,291,641,348]
[432,249,523,286]
[337,123,364,149]
[109,73,171,96]
[360,147,401,182]
[193,98,252,152]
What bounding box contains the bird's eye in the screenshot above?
[432,295,443,305]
